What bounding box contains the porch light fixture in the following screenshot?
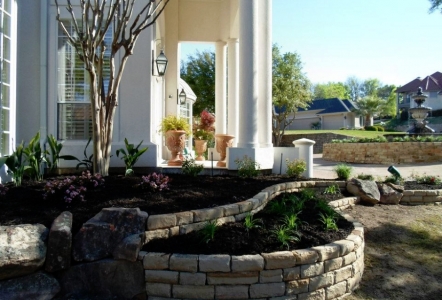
[178,88,187,105]
[152,49,168,76]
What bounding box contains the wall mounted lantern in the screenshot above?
[178,88,187,105]
[152,49,168,76]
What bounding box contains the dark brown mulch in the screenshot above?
[404,181,442,190]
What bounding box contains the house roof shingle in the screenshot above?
[397,72,442,93]
[298,98,355,115]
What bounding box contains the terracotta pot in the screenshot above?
[215,134,235,167]
[194,139,208,161]
[165,130,187,166]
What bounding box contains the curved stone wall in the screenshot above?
[323,142,442,164]
[141,182,364,299]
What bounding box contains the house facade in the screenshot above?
[396,71,442,116]
[2,0,274,179]
[286,98,362,130]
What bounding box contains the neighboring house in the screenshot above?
[287,98,362,130]
[0,0,274,180]
[396,71,442,115]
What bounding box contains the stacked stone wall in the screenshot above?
[323,142,442,164]
[142,182,364,299]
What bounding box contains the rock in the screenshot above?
[0,224,48,281]
[73,207,148,262]
[58,259,145,299]
[386,182,405,193]
[378,183,403,205]
[347,178,380,205]
[0,271,60,300]
[112,233,144,262]
[45,211,73,272]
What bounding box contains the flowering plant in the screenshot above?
[193,129,214,141]
[138,172,170,191]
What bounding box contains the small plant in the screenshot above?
[116,138,148,176]
[411,172,442,185]
[235,155,260,178]
[323,184,340,195]
[334,163,353,180]
[23,132,46,181]
[357,173,374,181]
[193,129,214,141]
[285,159,306,178]
[200,219,218,243]
[182,158,204,176]
[299,188,316,201]
[268,199,288,215]
[244,213,262,233]
[160,115,191,135]
[319,213,338,231]
[0,142,28,186]
[138,173,170,191]
[45,134,77,173]
[75,137,94,171]
[283,213,301,231]
[271,225,300,250]
[384,175,404,184]
[315,199,338,219]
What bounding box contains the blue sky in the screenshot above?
[181,0,442,87]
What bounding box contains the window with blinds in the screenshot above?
[57,21,112,140]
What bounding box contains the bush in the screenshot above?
[364,125,378,131]
[182,158,204,176]
[138,173,170,191]
[411,172,442,185]
[235,155,260,178]
[374,125,385,132]
[334,164,353,180]
[357,173,374,180]
[285,159,306,178]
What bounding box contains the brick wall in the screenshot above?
[323,142,442,164]
[281,133,350,154]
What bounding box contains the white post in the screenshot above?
[215,41,227,135]
[228,38,239,146]
[292,138,316,178]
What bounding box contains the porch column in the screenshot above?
[215,41,227,134]
[258,0,272,148]
[227,38,239,146]
[237,0,259,148]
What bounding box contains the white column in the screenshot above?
[227,38,239,146]
[237,0,259,148]
[258,0,273,148]
[215,41,227,134]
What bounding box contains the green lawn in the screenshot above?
[284,129,406,139]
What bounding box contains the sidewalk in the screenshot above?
[313,154,442,180]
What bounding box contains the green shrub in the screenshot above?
[411,172,442,185]
[200,220,218,244]
[357,173,374,180]
[323,184,340,195]
[285,159,306,178]
[364,125,378,131]
[235,155,260,178]
[182,158,204,176]
[334,164,353,180]
[319,213,338,231]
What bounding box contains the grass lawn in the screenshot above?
[284,129,406,139]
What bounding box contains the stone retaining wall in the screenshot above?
[281,133,349,154]
[323,142,442,164]
[401,190,442,205]
[141,182,364,299]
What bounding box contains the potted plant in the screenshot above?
[193,129,214,161]
[160,115,191,166]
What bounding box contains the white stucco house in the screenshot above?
[2,0,274,177]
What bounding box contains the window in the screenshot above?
[0,0,13,156]
[57,20,112,140]
[179,101,192,148]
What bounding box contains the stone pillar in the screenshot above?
[292,138,316,178]
[237,0,259,148]
[258,0,273,148]
[215,41,227,135]
[227,38,239,146]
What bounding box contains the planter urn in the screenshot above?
[165,130,187,166]
[194,139,208,161]
[215,134,235,167]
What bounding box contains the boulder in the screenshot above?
[112,233,144,262]
[0,224,48,281]
[45,211,73,272]
[377,183,404,205]
[347,178,380,205]
[73,207,148,262]
[57,259,145,299]
[0,272,60,300]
